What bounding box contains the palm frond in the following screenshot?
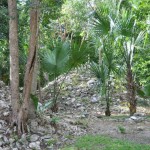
[90,61,108,84]
[134,31,146,49]
[116,10,136,37]
[92,16,110,36]
[68,39,92,69]
[41,40,70,77]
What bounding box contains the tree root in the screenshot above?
[10,108,28,137]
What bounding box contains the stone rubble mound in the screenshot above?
[0,64,148,150]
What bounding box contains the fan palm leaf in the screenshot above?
[41,40,70,77]
[115,10,136,37]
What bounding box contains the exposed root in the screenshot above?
[10,108,28,137]
[18,108,28,136]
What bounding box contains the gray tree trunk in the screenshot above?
[8,0,40,135]
[29,52,39,119]
[8,0,20,125]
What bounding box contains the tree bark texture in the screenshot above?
[29,50,39,119]
[17,0,39,135]
[126,64,136,116]
[8,0,20,125]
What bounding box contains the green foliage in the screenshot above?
[41,39,70,78]
[92,11,110,37]
[30,94,39,110]
[40,36,91,80]
[60,0,90,33]
[63,135,150,150]
[0,40,9,83]
[118,125,126,134]
[0,1,9,84]
[50,116,60,124]
[41,0,64,23]
[115,10,136,37]
[40,37,92,111]
[90,62,107,85]
[47,138,57,146]
[137,83,150,98]
[36,100,53,114]
[68,39,92,68]
[0,0,8,39]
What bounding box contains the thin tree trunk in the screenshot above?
[126,64,136,116]
[29,3,40,118]
[29,51,38,119]
[8,0,20,125]
[17,0,39,135]
[105,80,111,116]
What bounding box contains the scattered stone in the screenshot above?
[9,138,15,144]
[1,147,10,150]
[3,112,9,117]
[76,103,82,107]
[29,141,41,150]
[133,113,145,117]
[0,81,5,87]
[16,142,21,149]
[41,135,51,140]
[87,78,96,87]
[64,101,72,106]
[12,148,18,150]
[130,116,137,120]
[137,126,144,131]
[130,116,144,123]
[96,114,103,119]
[91,96,99,103]
[0,100,9,109]
[80,114,87,119]
[30,120,38,129]
[0,120,5,129]
[0,141,3,147]
[30,134,40,142]
[78,106,86,111]
[125,118,135,123]
[3,136,9,144]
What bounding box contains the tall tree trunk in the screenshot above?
[17,0,39,135]
[126,64,136,116]
[8,0,20,125]
[29,52,39,119]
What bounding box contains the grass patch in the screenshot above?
[62,135,150,150]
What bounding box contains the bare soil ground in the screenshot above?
[88,115,150,145]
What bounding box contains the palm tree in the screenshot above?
[41,39,70,112]
[89,0,119,116]
[90,0,146,116]
[40,37,91,112]
[90,36,116,116]
[115,10,146,115]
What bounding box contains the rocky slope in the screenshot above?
[0,64,150,150]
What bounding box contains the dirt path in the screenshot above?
[88,116,150,145]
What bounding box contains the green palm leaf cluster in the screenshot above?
[41,39,70,78]
[137,83,150,98]
[90,61,107,84]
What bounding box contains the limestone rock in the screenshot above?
[30,134,40,142]
[29,141,41,150]
[137,126,144,131]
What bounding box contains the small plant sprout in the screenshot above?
[118,125,126,134]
